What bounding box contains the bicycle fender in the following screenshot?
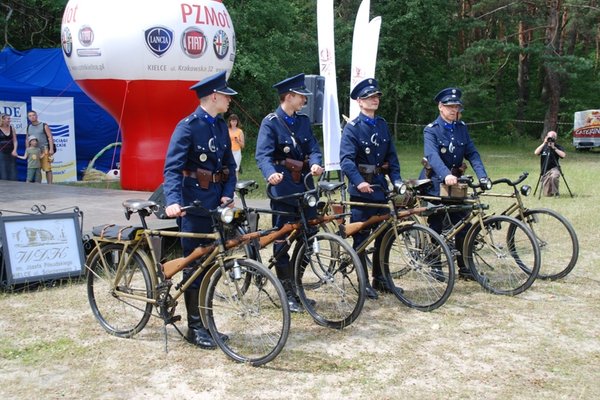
[198,262,221,326]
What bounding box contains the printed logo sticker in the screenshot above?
[181,27,207,58]
[213,30,229,60]
[78,26,94,47]
[61,27,73,57]
[145,26,174,58]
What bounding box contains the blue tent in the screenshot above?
[0,47,120,180]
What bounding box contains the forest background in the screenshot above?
[1,0,600,144]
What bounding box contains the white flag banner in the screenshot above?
[0,101,28,136]
[31,97,78,182]
[317,0,342,171]
[349,0,381,120]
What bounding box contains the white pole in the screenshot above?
[317,0,342,171]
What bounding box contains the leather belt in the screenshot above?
[182,169,225,183]
[274,159,308,167]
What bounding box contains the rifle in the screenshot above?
[162,229,274,279]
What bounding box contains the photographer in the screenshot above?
[534,131,566,197]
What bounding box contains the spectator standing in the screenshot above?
[26,110,55,184]
[227,114,245,178]
[0,113,18,181]
[18,136,44,183]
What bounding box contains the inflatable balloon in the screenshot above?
[61,0,235,190]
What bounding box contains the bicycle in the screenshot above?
[417,176,542,296]
[234,178,366,330]
[85,199,290,366]
[481,172,579,280]
[315,179,455,312]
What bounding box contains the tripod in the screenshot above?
[533,145,573,198]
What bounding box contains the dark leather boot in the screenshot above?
[455,236,475,281]
[184,289,218,349]
[275,251,306,313]
[359,253,378,299]
[282,279,304,313]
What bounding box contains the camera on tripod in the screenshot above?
[547,136,556,143]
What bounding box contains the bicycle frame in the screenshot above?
[86,205,272,326]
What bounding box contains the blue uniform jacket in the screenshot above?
[420,116,487,196]
[163,106,237,212]
[340,113,401,202]
[255,106,322,201]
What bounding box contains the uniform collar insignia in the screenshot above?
[283,114,296,126]
[360,114,377,126]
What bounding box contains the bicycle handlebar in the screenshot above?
[491,172,528,187]
[458,175,493,191]
[266,173,318,202]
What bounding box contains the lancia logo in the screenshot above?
[145,26,173,58]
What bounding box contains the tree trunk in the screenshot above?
[541,0,562,137]
[517,20,530,132]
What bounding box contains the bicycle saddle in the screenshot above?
[236,180,258,190]
[405,179,431,190]
[122,199,158,213]
[318,181,345,193]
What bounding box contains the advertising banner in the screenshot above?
[0,101,28,135]
[317,0,342,171]
[31,97,77,182]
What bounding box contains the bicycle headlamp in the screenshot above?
[520,185,531,196]
[480,178,492,191]
[394,180,407,195]
[303,193,318,208]
[219,207,235,224]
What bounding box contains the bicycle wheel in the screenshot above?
[465,215,540,295]
[204,258,290,366]
[379,223,455,311]
[517,208,579,280]
[86,243,154,337]
[294,232,366,329]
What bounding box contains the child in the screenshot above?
[18,136,45,183]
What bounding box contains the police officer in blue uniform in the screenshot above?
[420,87,488,279]
[163,71,238,349]
[340,78,402,299]
[255,73,324,312]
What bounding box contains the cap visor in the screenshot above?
[215,87,238,96]
[359,90,382,99]
[291,88,312,96]
[442,100,462,105]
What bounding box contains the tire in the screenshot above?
[465,215,540,296]
[86,243,154,338]
[294,232,366,329]
[379,223,455,311]
[517,208,579,280]
[204,258,290,366]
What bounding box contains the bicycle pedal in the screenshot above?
[168,315,182,324]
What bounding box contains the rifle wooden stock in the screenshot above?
[341,214,390,237]
[162,245,215,279]
[397,206,427,219]
[259,223,300,248]
[224,230,263,249]
[308,214,342,227]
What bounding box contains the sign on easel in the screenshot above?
[0,212,84,285]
